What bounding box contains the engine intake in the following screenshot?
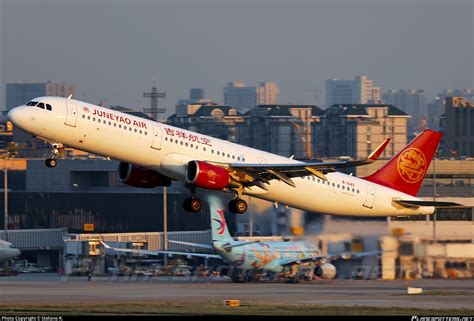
[119,162,171,188]
[315,263,337,279]
[186,160,231,190]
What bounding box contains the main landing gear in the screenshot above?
[183,197,203,213]
[228,187,247,214]
[45,143,63,168]
[183,184,203,213]
[228,198,248,214]
[182,185,248,214]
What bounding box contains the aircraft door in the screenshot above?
[65,102,78,127]
[151,125,162,150]
[363,184,375,209]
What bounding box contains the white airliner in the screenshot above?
[8,97,454,216]
[0,240,21,263]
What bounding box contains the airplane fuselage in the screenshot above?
[0,241,21,262]
[213,240,321,273]
[9,97,434,217]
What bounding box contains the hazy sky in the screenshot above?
[1,0,472,114]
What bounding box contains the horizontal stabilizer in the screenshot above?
[394,199,462,208]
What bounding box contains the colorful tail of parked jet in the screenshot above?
[209,195,233,242]
[364,129,442,196]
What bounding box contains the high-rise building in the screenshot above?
[6,81,75,111]
[315,104,409,159]
[223,82,257,111]
[325,79,354,107]
[190,88,205,100]
[383,89,426,136]
[441,97,474,158]
[257,81,279,105]
[427,89,474,131]
[325,75,380,107]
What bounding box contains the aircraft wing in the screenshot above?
[213,138,390,188]
[168,240,214,250]
[277,250,381,266]
[100,241,222,259]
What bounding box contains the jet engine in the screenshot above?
[186,160,232,190]
[314,263,337,279]
[118,162,172,188]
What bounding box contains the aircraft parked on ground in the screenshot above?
[0,240,21,263]
[101,197,380,283]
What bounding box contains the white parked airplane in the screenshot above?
[0,240,21,263]
[8,97,454,216]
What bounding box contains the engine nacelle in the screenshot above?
[118,162,171,188]
[315,263,337,279]
[186,160,231,190]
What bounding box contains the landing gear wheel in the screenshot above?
[231,269,246,283]
[45,158,57,168]
[45,143,63,168]
[228,199,248,214]
[284,277,299,284]
[183,197,202,213]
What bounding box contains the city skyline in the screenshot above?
[1,0,472,116]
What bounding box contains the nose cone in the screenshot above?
[8,106,24,126]
[12,248,21,258]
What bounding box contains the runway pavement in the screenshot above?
[0,274,473,310]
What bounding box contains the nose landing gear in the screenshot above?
[45,143,63,168]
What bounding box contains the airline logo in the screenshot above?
[207,170,217,184]
[213,210,226,235]
[91,108,148,129]
[397,148,427,183]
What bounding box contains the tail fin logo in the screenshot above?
[397,148,427,183]
[213,209,226,235]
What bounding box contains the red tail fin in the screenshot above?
[363,129,442,196]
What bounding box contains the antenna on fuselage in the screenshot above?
[67,94,72,99]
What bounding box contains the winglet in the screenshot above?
[368,138,391,161]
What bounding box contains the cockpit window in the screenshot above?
[46,104,52,111]
[27,101,38,106]
[37,102,45,109]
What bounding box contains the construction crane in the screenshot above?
[289,120,314,160]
